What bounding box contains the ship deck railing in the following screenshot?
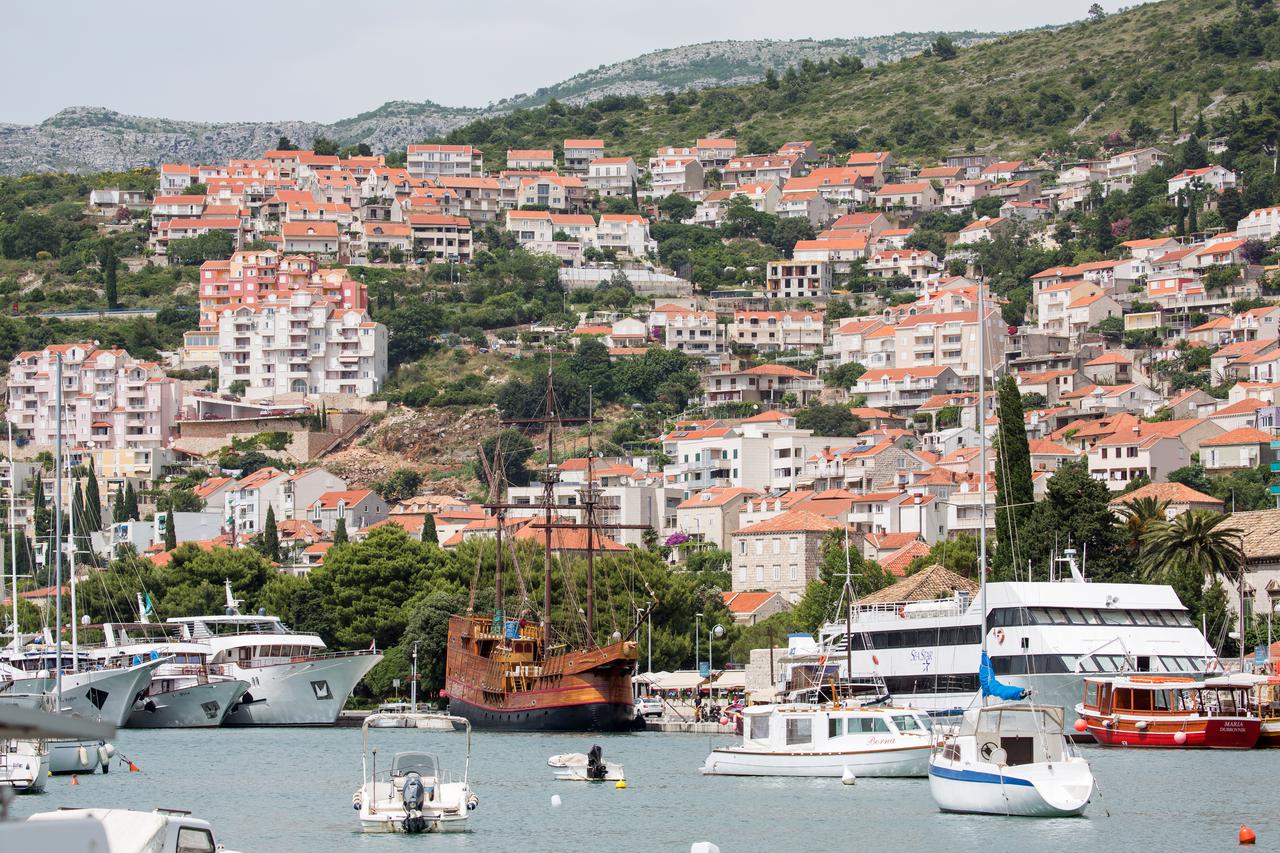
[851,602,968,622]
[216,648,380,670]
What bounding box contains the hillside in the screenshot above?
[447,0,1280,164]
[0,32,996,175]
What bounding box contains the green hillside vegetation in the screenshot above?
[444,0,1279,164]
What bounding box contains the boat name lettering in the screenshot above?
[909,648,933,671]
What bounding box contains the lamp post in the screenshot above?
[410,641,420,711]
[695,612,703,672]
[708,624,725,674]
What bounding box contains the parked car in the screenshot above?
[634,696,663,719]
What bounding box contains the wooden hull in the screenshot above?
[1080,715,1260,749]
[445,616,637,732]
[1258,720,1280,748]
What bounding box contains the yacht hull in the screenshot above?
[1,743,49,792]
[127,679,249,728]
[702,743,930,777]
[928,760,1093,817]
[12,659,163,727]
[48,740,103,775]
[221,652,381,726]
[446,695,635,732]
[1080,716,1260,749]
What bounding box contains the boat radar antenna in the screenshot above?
[224,579,243,616]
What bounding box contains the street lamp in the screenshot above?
[695,612,703,672]
[708,624,725,674]
[410,640,420,711]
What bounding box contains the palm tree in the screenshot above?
[1139,510,1244,585]
[1116,495,1170,555]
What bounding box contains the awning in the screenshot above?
[710,670,746,691]
[652,670,707,691]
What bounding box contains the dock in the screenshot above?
[644,719,737,735]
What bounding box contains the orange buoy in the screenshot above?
[128,762,140,773]
[1240,826,1257,845]
[70,774,79,786]
[1073,719,1087,733]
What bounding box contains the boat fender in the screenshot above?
[841,766,857,786]
[994,629,1005,644]
[77,746,90,768]
[615,779,627,789]
[466,793,479,811]
[102,743,115,760]
[551,794,562,808]
[1173,730,1187,745]
[1135,720,1148,731]
[97,745,111,767]
[1073,719,1087,733]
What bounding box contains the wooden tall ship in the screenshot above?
[445,372,651,731]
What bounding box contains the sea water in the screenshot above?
[9,728,1277,851]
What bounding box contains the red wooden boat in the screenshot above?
[1075,675,1261,749]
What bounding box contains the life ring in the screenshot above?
[994,628,1005,644]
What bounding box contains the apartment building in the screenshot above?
[6,343,182,451]
[853,366,962,412]
[765,260,832,299]
[731,311,824,354]
[406,144,483,180]
[866,249,942,283]
[695,138,737,169]
[408,213,473,262]
[730,510,840,602]
[655,305,728,362]
[195,251,367,329]
[586,157,639,197]
[564,139,606,174]
[308,489,389,534]
[216,290,387,400]
[648,157,705,196]
[507,149,555,170]
[597,213,654,257]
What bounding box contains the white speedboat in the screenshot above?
[24,807,243,853]
[167,583,381,726]
[928,702,1093,817]
[354,711,478,833]
[1,737,49,792]
[549,746,625,781]
[702,703,931,778]
[93,621,249,728]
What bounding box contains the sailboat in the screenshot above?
[444,374,647,731]
[926,283,1095,817]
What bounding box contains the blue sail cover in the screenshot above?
[979,651,1029,701]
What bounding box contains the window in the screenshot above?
[849,716,890,733]
[177,828,216,853]
[891,714,924,732]
[773,539,782,555]
[772,565,780,581]
[828,717,843,738]
[749,715,771,741]
[755,566,763,582]
[789,564,798,580]
[755,541,763,556]
[739,541,747,556]
[788,537,798,554]
[785,717,812,745]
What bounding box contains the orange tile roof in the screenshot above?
[721,591,781,614]
[678,487,759,509]
[1212,398,1267,417]
[1109,482,1223,506]
[1201,426,1273,446]
[736,509,843,536]
[879,541,934,577]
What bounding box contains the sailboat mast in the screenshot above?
[584,387,595,647]
[543,367,554,638]
[53,353,64,701]
[977,282,989,657]
[68,461,78,658]
[7,422,17,651]
[844,524,853,694]
[493,487,504,622]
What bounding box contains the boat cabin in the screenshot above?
[946,704,1068,767]
[741,704,929,751]
[1082,676,1252,718]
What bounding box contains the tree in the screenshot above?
[1167,462,1213,496]
[421,513,438,545]
[261,505,280,562]
[792,531,893,633]
[333,517,349,546]
[824,361,866,389]
[1140,512,1245,627]
[124,482,139,521]
[993,376,1034,576]
[478,430,536,489]
[1088,3,1106,23]
[111,484,126,524]
[32,475,50,541]
[568,337,614,399]
[100,243,119,310]
[1019,460,1127,582]
[1217,188,1246,230]
[374,468,423,504]
[311,136,339,156]
[659,194,696,223]
[400,589,470,693]
[1115,495,1169,554]
[84,457,102,531]
[793,404,867,437]
[276,136,298,151]
[164,510,177,551]
[931,35,958,60]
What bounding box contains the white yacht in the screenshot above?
[164,583,381,726]
[702,703,932,778]
[0,644,163,727]
[1,736,49,793]
[92,620,249,728]
[801,560,1218,729]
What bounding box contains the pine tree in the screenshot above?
[992,376,1034,579]
[124,482,139,521]
[333,517,348,545]
[421,513,438,545]
[262,505,280,562]
[112,487,127,523]
[85,458,102,531]
[164,511,177,551]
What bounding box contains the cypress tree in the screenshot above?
[72,481,86,537]
[333,517,348,545]
[101,244,119,310]
[164,511,177,551]
[421,513,438,545]
[32,475,50,540]
[992,375,1034,579]
[112,487,127,523]
[85,458,102,531]
[124,482,139,521]
[262,505,280,562]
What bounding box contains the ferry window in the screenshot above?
[1080,609,1102,625]
[892,714,923,732]
[1130,689,1153,712]
[1172,611,1194,627]
[749,715,771,741]
[1045,608,1070,624]
[828,717,842,739]
[1130,611,1151,626]
[1152,689,1171,712]
[785,718,813,745]
[1113,688,1133,711]
[1095,655,1124,672]
[1101,609,1129,626]
[176,827,216,853]
[1136,656,1151,672]
[850,717,891,734]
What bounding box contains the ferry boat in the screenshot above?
[702,703,932,777]
[91,619,249,728]
[806,564,1218,729]
[165,582,381,726]
[1075,675,1260,748]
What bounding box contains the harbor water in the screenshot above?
[9,728,1278,851]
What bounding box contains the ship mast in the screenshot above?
[978,280,989,664]
[542,365,555,642]
[584,388,595,647]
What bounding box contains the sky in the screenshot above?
[2,1,1095,125]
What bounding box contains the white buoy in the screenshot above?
[690,844,721,853]
[551,794,562,808]
[841,765,857,786]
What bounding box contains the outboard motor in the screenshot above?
[401,771,429,833]
[586,744,607,781]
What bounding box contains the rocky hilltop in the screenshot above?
[0,31,999,174]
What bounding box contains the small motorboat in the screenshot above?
[369,702,417,728]
[0,737,49,793]
[550,745,624,782]
[928,702,1094,817]
[1241,673,1280,747]
[23,807,243,852]
[701,703,932,778]
[354,711,478,833]
[1075,675,1261,749]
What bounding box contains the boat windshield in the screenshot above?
[891,714,924,733]
[391,752,439,779]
